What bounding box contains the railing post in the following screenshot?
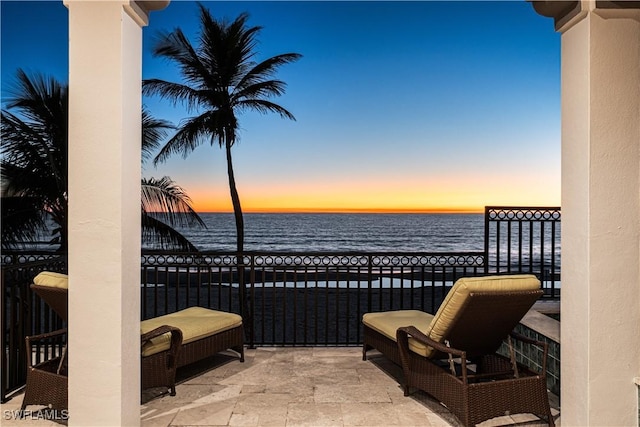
[248,254,255,349]
[367,254,373,314]
[1,268,7,403]
[484,207,491,275]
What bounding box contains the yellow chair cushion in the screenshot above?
[140,307,242,357]
[362,310,434,357]
[425,274,540,345]
[33,271,69,289]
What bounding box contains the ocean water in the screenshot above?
[173,213,486,253]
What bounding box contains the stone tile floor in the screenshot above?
[2,347,560,426]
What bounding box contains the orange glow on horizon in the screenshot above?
[188,189,489,214]
[192,206,486,214]
[184,173,560,214]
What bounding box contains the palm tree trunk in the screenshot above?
[225,140,250,341]
[225,140,244,252]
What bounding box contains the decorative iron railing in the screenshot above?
[1,206,561,402]
[140,251,486,347]
[484,206,561,297]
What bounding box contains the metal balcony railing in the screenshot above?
[140,251,486,347]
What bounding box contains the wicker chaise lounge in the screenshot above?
[20,272,69,413]
[362,274,554,427]
[21,271,244,411]
[141,306,244,395]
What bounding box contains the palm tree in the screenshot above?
[143,5,301,259]
[1,69,204,251]
[1,70,68,250]
[143,7,300,324]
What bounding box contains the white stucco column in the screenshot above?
[64,1,164,425]
[556,2,640,425]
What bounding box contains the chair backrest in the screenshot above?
[425,274,542,358]
[31,271,69,322]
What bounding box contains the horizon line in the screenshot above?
[193,208,485,214]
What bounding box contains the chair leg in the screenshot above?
[234,345,245,362]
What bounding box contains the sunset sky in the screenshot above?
[1,1,561,213]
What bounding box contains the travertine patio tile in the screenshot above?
[311,368,361,385]
[357,367,402,386]
[286,403,343,427]
[314,384,391,403]
[227,412,259,426]
[396,409,436,426]
[189,384,243,405]
[242,348,272,364]
[4,347,560,427]
[255,411,288,426]
[267,362,295,377]
[340,402,403,426]
[292,351,315,365]
[313,347,361,357]
[225,361,266,377]
[232,392,292,414]
[141,411,178,427]
[239,384,266,394]
[308,356,368,370]
[508,412,543,423]
[264,376,314,402]
[218,364,273,386]
[232,393,289,426]
[169,401,235,426]
[425,411,462,427]
[264,348,297,363]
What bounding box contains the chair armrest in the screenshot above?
[509,331,549,374]
[396,326,470,383]
[141,325,183,365]
[25,328,68,367]
[397,326,466,357]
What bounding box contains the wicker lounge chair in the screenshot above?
[21,271,244,412]
[140,306,245,395]
[362,274,554,427]
[21,271,69,413]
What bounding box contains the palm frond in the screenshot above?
[0,196,47,249]
[235,53,302,91]
[142,215,200,252]
[198,8,260,88]
[234,80,289,102]
[142,79,204,112]
[152,26,219,91]
[141,176,206,228]
[142,108,174,164]
[151,117,208,164]
[236,99,296,120]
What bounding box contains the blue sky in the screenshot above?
[1,1,560,212]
